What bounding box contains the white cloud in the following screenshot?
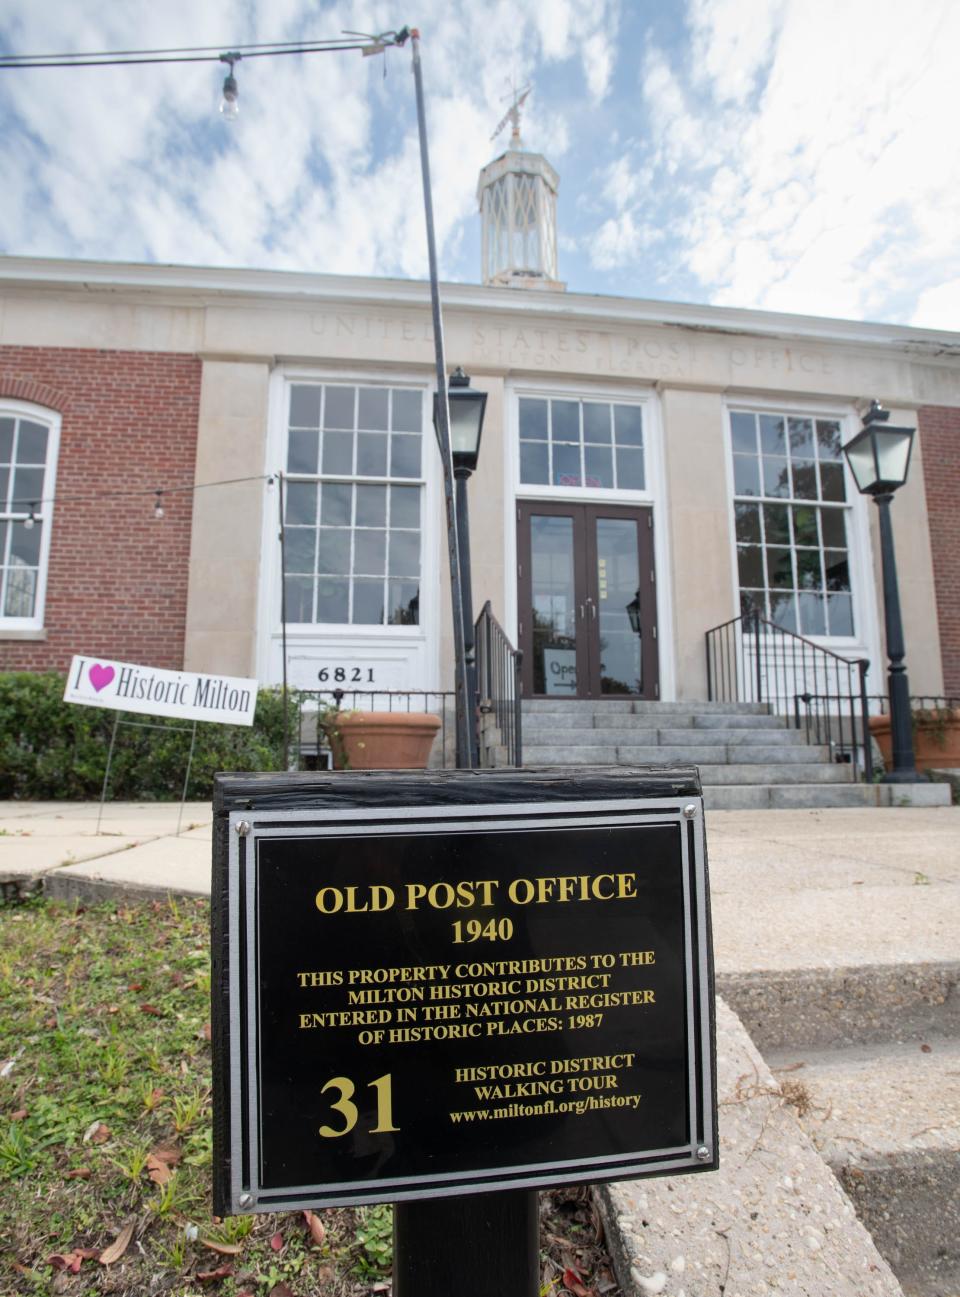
[592,212,662,270]
[912,279,960,332]
[590,0,960,323]
[0,0,621,280]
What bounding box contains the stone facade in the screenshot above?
[0,258,957,703]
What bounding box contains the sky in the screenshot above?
[0,0,958,330]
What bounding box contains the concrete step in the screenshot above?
[523,744,833,766]
[599,999,906,1297]
[717,962,960,1054]
[692,711,793,729]
[765,1039,960,1297]
[698,761,854,785]
[658,726,807,745]
[521,726,662,745]
[704,782,951,809]
[522,698,772,715]
[521,726,804,747]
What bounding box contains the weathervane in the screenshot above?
[491,83,531,148]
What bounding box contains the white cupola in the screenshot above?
[477,90,564,291]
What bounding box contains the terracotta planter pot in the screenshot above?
[868,709,960,774]
[331,711,442,770]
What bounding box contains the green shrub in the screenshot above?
[0,672,297,800]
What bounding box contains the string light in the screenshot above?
[153,489,165,519]
[219,52,240,120]
[9,471,274,513]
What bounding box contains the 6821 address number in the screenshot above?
[317,667,375,684]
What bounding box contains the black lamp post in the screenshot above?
[842,400,919,782]
[434,368,487,766]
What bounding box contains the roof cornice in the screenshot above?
[0,255,958,355]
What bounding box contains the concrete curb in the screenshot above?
[598,999,904,1297]
[718,963,960,1052]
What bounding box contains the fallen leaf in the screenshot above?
[197,1264,234,1283]
[127,983,144,992]
[269,1231,284,1252]
[106,1005,120,1014]
[10,1108,27,1120]
[563,1266,592,1297]
[150,1143,181,1166]
[99,1219,136,1266]
[202,1022,212,1041]
[200,1240,243,1256]
[139,1004,163,1016]
[48,1252,83,1274]
[920,1043,932,1053]
[146,1154,174,1185]
[303,1210,325,1246]
[64,1168,92,1180]
[268,1284,295,1297]
[83,1121,111,1145]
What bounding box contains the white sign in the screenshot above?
[64,656,258,727]
[543,647,578,695]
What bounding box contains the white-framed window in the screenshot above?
[282,382,425,628]
[0,402,60,631]
[517,394,646,492]
[729,406,855,638]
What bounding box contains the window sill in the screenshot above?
[0,628,48,641]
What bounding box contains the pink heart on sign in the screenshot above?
[88,664,115,693]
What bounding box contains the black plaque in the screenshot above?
[212,769,716,1214]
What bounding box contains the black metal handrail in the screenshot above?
[475,600,523,767]
[295,689,456,769]
[705,611,872,780]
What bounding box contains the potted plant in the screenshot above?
[317,703,441,770]
[868,705,960,774]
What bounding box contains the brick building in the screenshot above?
[1,137,958,704]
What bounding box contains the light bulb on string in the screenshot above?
[153,490,165,520]
[219,53,241,121]
[24,505,36,530]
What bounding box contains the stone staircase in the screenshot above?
[520,699,950,809]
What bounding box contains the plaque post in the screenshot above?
[394,1190,539,1297]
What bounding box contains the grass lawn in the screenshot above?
[0,897,622,1297]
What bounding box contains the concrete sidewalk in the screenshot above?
[3,798,958,1296]
[3,801,957,979]
[0,799,213,902]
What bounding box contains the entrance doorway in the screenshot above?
[517,501,659,699]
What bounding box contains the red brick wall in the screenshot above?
[919,404,960,696]
[0,347,201,673]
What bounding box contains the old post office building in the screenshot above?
[1,131,958,803]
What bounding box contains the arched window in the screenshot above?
[0,402,60,631]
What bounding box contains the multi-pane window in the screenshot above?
[283,384,423,626]
[519,397,644,490]
[731,410,854,637]
[0,412,54,623]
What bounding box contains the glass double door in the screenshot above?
[517,502,659,700]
